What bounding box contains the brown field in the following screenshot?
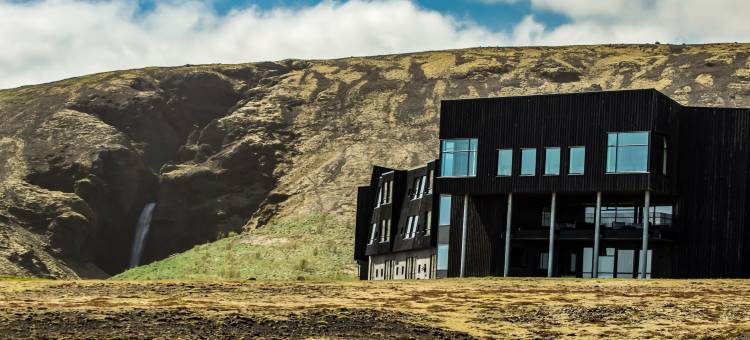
[0,278,749,339]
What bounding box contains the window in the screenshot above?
[368,223,377,244]
[616,249,635,278]
[427,170,434,193]
[582,247,593,278]
[437,195,451,272]
[596,206,635,226]
[540,252,549,270]
[606,132,649,173]
[497,149,513,176]
[649,206,673,226]
[439,195,451,226]
[544,147,560,175]
[651,134,669,175]
[440,139,478,177]
[405,215,419,239]
[437,245,449,270]
[569,146,585,175]
[379,219,391,243]
[638,249,653,278]
[424,211,432,235]
[520,148,536,176]
[598,248,616,278]
[412,176,423,199]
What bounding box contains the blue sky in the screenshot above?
[134,0,568,32]
[1,0,748,88]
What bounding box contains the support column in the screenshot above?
[592,192,602,278]
[503,193,513,277]
[639,190,651,279]
[367,256,372,280]
[547,192,557,277]
[460,194,469,278]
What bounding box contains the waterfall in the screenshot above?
[129,202,156,268]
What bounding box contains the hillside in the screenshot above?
[1,44,750,279]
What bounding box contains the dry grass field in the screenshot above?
[0,278,749,339]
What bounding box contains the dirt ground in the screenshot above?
[0,278,748,339]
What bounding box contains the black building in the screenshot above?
[354,89,750,279]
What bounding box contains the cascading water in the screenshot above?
[129,202,156,268]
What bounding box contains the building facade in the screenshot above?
[354,89,750,279]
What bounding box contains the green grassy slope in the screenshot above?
[112,214,356,280]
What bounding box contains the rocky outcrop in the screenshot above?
[1,44,750,278]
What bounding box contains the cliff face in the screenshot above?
[1,44,749,278]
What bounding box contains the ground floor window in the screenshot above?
[539,252,549,270]
[437,245,449,270]
[582,247,651,278]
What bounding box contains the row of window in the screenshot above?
[440,132,667,177]
[368,219,392,244]
[410,173,433,200]
[375,179,393,207]
[497,146,585,177]
[370,256,437,280]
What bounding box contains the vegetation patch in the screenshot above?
[112,214,357,280]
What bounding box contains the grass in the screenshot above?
[112,213,357,280]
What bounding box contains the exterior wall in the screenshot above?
[437,89,677,196]
[673,107,750,277]
[392,161,437,253]
[368,248,435,280]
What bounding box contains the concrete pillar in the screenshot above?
[639,190,651,279]
[547,192,557,277]
[503,193,513,277]
[592,192,602,278]
[460,194,469,278]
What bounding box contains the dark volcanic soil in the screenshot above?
[0,308,470,339]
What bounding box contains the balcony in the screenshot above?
[514,223,677,241]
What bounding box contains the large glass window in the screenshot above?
[439,195,451,226]
[649,206,673,226]
[497,149,513,176]
[606,132,649,173]
[437,245,449,270]
[544,147,560,175]
[585,206,635,226]
[569,146,585,175]
[598,248,616,278]
[440,139,478,177]
[520,148,536,176]
[616,249,635,278]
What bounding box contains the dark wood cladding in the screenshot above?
[673,107,750,277]
[392,161,437,253]
[437,89,678,195]
[364,169,406,256]
[353,186,373,262]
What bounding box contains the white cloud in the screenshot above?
[0,0,748,89]
[0,0,508,89]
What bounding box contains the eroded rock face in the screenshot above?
[1,44,750,278]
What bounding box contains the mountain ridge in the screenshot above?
[1,43,749,278]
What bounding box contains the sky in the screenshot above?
[1,0,749,89]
